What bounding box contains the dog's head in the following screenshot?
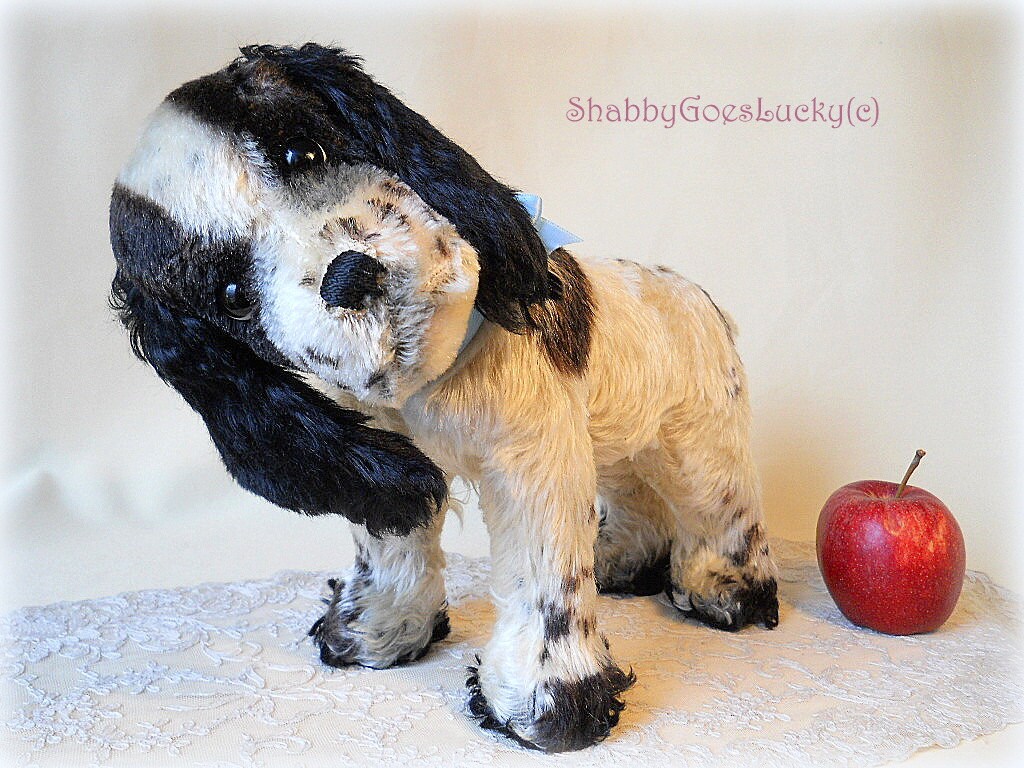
[109,44,551,534]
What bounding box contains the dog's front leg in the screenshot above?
[309,513,450,669]
[468,390,635,752]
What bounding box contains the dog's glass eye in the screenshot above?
[280,137,327,172]
[218,282,254,321]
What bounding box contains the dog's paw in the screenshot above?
[466,655,635,753]
[308,575,450,669]
[666,571,779,631]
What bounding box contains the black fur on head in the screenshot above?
[168,42,551,332]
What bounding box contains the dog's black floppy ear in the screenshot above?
[110,270,447,537]
[241,43,550,333]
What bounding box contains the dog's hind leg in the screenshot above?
[634,402,780,632]
[308,511,450,669]
[594,460,673,596]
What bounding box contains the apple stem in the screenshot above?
[896,449,927,499]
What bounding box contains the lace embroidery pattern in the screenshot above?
[2,539,1021,767]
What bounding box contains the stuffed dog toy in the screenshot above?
[109,43,779,753]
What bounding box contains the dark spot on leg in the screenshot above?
[353,552,371,577]
[730,524,764,567]
[541,599,573,643]
[395,345,414,367]
[561,567,592,594]
[429,606,451,643]
[716,572,738,587]
[579,614,596,638]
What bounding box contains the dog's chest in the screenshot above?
[397,396,485,482]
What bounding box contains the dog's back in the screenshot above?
[576,255,748,468]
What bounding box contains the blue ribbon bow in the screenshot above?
[454,194,581,359]
[514,192,583,255]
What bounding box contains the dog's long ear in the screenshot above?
[110,270,447,536]
[241,43,549,333]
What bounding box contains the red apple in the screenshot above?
[816,450,966,635]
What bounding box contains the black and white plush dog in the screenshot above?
[109,44,779,753]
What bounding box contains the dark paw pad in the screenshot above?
[597,552,670,596]
[466,657,636,753]
[667,576,779,632]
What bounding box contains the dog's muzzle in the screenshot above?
[320,250,387,310]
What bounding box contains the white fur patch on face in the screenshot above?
[116,103,267,241]
[253,166,479,406]
[118,102,479,407]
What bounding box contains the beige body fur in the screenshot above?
[327,254,778,745]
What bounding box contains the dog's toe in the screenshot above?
[667,575,779,631]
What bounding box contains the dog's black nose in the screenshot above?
[320,250,387,310]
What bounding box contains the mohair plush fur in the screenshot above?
[109,44,779,752]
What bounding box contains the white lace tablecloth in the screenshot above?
[2,539,1021,767]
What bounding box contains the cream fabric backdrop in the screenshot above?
[1,1,1020,618]
[1,2,1022,765]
